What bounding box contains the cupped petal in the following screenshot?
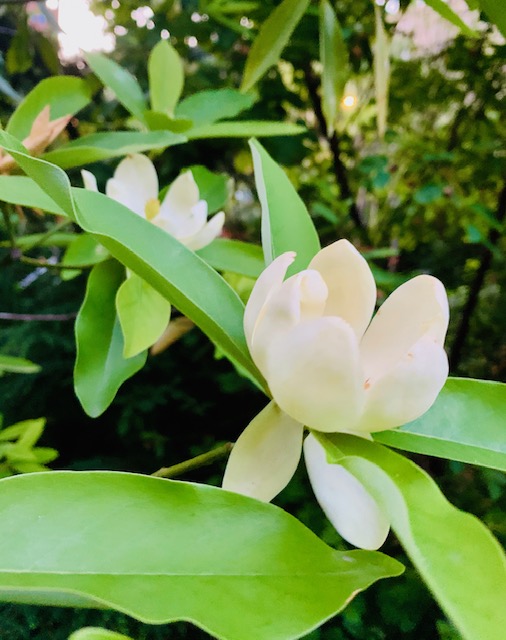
[250,269,328,373]
[243,252,296,352]
[106,154,158,217]
[222,401,304,502]
[81,169,98,192]
[304,434,390,550]
[178,210,225,251]
[360,274,449,382]
[263,316,364,432]
[160,170,200,215]
[309,239,376,340]
[357,335,449,433]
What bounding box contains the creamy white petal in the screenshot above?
[357,335,449,433]
[222,401,304,502]
[360,275,449,382]
[181,210,225,251]
[309,239,376,340]
[304,434,390,550]
[106,154,158,217]
[264,317,364,432]
[243,252,295,352]
[158,199,209,240]
[81,169,98,192]
[160,171,200,215]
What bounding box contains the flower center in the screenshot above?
[145,198,160,221]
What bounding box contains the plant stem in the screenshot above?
[1,205,17,253]
[152,442,234,479]
[0,312,77,321]
[21,220,73,253]
[19,255,98,271]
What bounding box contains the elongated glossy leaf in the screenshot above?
[424,0,478,36]
[373,7,390,139]
[478,0,506,36]
[0,471,403,639]
[374,377,506,471]
[0,175,65,215]
[148,40,184,116]
[250,139,320,274]
[6,77,92,140]
[319,0,349,136]
[60,234,109,281]
[186,120,305,139]
[176,89,255,126]
[69,629,134,640]
[241,0,310,92]
[188,165,229,213]
[116,273,172,358]
[74,261,147,417]
[0,355,40,374]
[197,238,264,278]
[85,52,147,121]
[319,434,506,640]
[42,131,186,170]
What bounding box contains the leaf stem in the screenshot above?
[18,255,97,271]
[152,442,234,479]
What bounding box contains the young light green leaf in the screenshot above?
[186,121,305,139]
[74,261,147,417]
[116,273,172,358]
[176,88,256,126]
[477,0,506,37]
[6,77,92,140]
[319,0,350,136]
[249,138,320,274]
[373,7,390,139]
[148,40,184,116]
[320,434,506,640]
[0,355,40,375]
[0,471,403,639]
[42,130,186,169]
[374,377,506,471]
[197,239,264,278]
[85,52,147,121]
[241,0,310,92]
[0,176,65,215]
[69,629,134,640]
[60,234,109,281]
[424,0,478,37]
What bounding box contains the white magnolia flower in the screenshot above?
[82,154,225,250]
[223,239,449,549]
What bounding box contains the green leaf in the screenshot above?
[319,434,506,640]
[0,418,43,442]
[74,261,147,417]
[176,89,256,126]
[424,0,478,37]
[241,0,311,92]
[477,0,506,37]
[0,471,403,638]
[373,7,390,139]
[0,176,65,216]
[42,131,186,170]
[249,139,320,274]
[69,629,134,640]
[186,121,305,139]
[0,355,41,375]
[116,273,172,358]
[143,111,193,132]
[188,165,229,213]
[319,0,350,136]
[60,234,109,281]
[374,377,506,472]
[6,77,92,140]
[197,239,264,278]
[85,52,147,121]
[148,40,184,116]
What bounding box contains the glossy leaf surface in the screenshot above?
[69,629,134,640]
[74,261,147,417]
[0,176,64,215]
[0,355,40,375]
[148,40,184,116]
[61,234,109,280]
[186,121,305,139]
[375,377,506,471]
[197,239,264,278]
[176,89,255,126]
[250,139,320,274]
[0,471,403,639]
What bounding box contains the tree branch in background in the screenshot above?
[450,181,506,371]
[0,312,77,321]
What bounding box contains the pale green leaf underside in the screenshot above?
[0,471,403,640]
[0,176,65,216]
[321,434,506,640]
[375,377,506,471]
[148,40,184,116]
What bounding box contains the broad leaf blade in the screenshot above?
[0,471,403,639]
[197,239,264,278]
[321,434,506,640]
[0,176,65,215]
[186,121,305,139]
[241,0,311,92]
[85,52,147,121]
[60,234,109,281]
[250,139,320,274]
[0,355,40,374]
[69,629,134,640]
[187,165,229,213]
[319,0,350,136]
[374,377,506,471]
[478,0,506,37]
[6,77,92,140]
[148,40,184,116]
[176,89,256,126]
[74,261,147,417]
